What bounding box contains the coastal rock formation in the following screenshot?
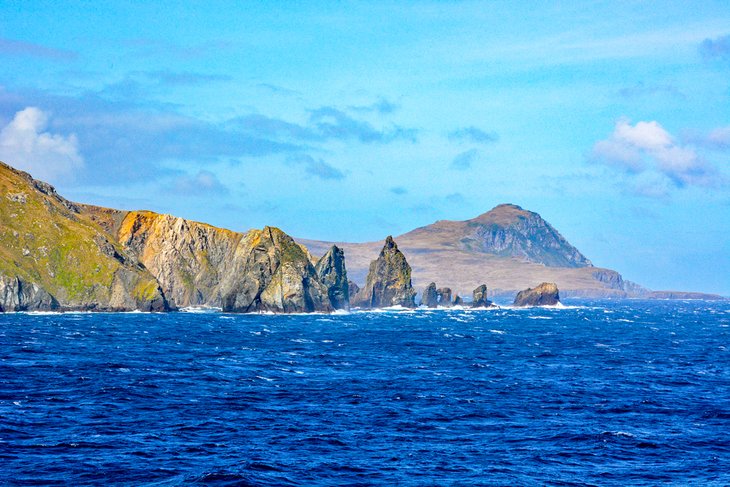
[314,245,349,310]
[453,295,463,306]
[0,160,334,313]
[472,284,494,308]
[351,236,416,308]
[421,282,438,307]
[0,275,58,311]
[436,287,453,307]
[0,161,168,311]
[114,213,333,313]
[513,282,560,307]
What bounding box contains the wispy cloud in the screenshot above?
[617,82,685,99]
[390,186,407,195]
[123,38,233,60]
[448,126,498,144]
[699,34,730,61]
[308,106,417,143]
[349,97,399,115]
[0,37,77,60]
[591,118,720,193]
[256,83,301,96]
[0,107,83,183]
[286,154,345,180]
[451,148,480,170]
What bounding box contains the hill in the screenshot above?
[301,204,639,299]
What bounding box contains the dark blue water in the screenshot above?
[1,300,729,486]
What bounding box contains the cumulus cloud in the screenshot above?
[171,170,229,196]
[451,148,480,170]
[0,107,83,182]
[286,154,345,180]
[699,34,730,61]
[448,126,498,143]
[591,118,718,191]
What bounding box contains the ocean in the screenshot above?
[1,300,729,486]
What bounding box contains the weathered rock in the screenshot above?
[436,287,453,307]
[472,284,494,308]
[347,280,360,297]
[421,282,438,307]
[513,282,560,307]
[314,245,349,310]
[351,236,416,308]
[0,274,58,311]
[453,295,463,306]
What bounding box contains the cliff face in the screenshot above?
[352,236,416,308]
[110,211,333,313]
[0,162,167,311]
[0,161,335,313]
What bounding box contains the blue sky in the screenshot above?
[0,1,729,294]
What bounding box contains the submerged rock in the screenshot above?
[472,284,494,308]
[437,287,453,307]
[351,236,416,308]
[315,245,349,310]
[513,282,560,307]
[421,282,438,308]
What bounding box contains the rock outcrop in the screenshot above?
[314,245,349,310]
[421,282,438,307]
[453,295,463,306]
[436,287,453,307]
[471,284,494,308]
[513,282,560,307]
[351,236,416,308]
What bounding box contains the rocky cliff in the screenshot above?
[0,161,167,311]
[471,284,494,308]
[351,236,416,308]
[0,161,335,313]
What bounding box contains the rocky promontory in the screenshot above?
[0,161,337,313]
[513,282,560,307]
[351,236,416,308]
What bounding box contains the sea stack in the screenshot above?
[437,287,453,307]
[314,245,349,310]
[351,236,416,308]
[513,282,560,307]
[421,282,439,307]
[472,284,494,308]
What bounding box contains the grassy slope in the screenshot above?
[0,162,161,309]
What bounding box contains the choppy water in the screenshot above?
[1,300,729,486]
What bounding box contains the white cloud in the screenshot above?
[0,107,83,182]
[591,118,718,193]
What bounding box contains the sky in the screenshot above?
[0,1,729,295]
